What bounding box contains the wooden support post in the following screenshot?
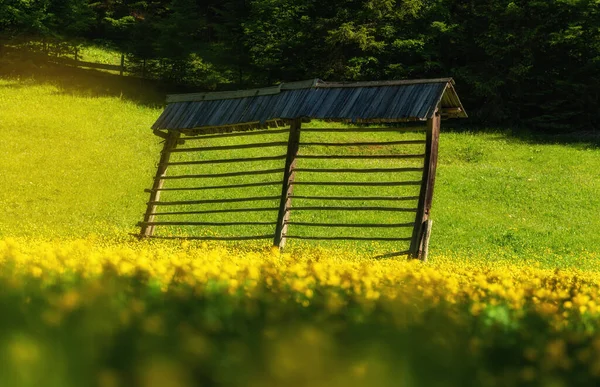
[140,131,180,237]
[273,119,302,249]
[409,109,441,260]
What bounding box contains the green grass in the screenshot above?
[1,75,599,264]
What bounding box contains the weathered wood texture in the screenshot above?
[150,208,278,216]
[273,119,302,249]
[300,140,426,147]
[147,181,281,192]
[409,109,441,260]
[290,181,421,187]
[140,131,180,237]
[169,142,288,153]
[139,121,439,258]
[163,155,287,166]
[162,168,284,179]
[296,154,424,160]
[292,167,422,173]
[181,128,290,140]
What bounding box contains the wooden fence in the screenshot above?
[138,116,440,260]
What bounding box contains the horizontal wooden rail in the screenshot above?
[299,127,426,133]
[138,221,276,226]
[288,206,418,212]
[146,181,281,192]
[151,208,278,216]
[170,142,288,153]
[282,235,413,241]
[182,128,290,140]
[163,155,288,166]
[291,181,421,187]
[284,222,415,228]
[145,235,275,241]
[149,196,280,206]
[299,140,426,147]
[293,167,423,173]
[288,195,420,201]
[296,154,425,160]
[162,168,284,179]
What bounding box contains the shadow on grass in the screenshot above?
[442,123,600,149]
[0,49,198,108]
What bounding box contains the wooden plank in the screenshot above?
[146,235,275,241]
[149,196,280,206]
[409,108,441,260]
[147,181,281,192]
[296,154,425,160]
[151,208,278,216]
[292,167,423,173]
[181,128,289,140]
[289,206,417,212]
[291,181,421,187]
[289,195,420,201]
[138,221,276,226]
[299,127,426,133]
[162,168,284,179]
[284,222,415,228]
[274,119,301,249]
[283,236,413,241]
[140,131,180,237]
[299,140,426,147]
[420,219,433,262]
[169,141,288,153]
[162,155,287,166]
[316,78,452,88]
[166,86,281,103]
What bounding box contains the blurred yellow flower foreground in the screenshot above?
[1,237,600,387]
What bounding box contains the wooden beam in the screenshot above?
[284,222,415,228]
[150,208,278,216]
[273,119,301,250]
[169,141,288,153]
[146,181,281,192]
[409,108,441,260]
[419,219,433,262]
[289,195,420,201]
[299,140,426,147]
[296,154,425,160]
[291,181,421,187]
[283,236,413,241]
[149,196,280,206]
[181,128,290,140]
[145,235,275,241]
[290,206,417,212]
[161,155,288,166]
[299,127,426,133]
[162,168,284,179]
[138,221,276,227]
[140,131,180,237]
[292,167,423,173]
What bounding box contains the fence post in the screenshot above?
[120,54,125,76]
[409,108,441,261]
[140,131,180,237]
[273,119,302,249]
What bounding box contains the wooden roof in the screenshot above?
[152,78,467,132]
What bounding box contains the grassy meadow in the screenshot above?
[1,76,598,262]
[1,67,600,386]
